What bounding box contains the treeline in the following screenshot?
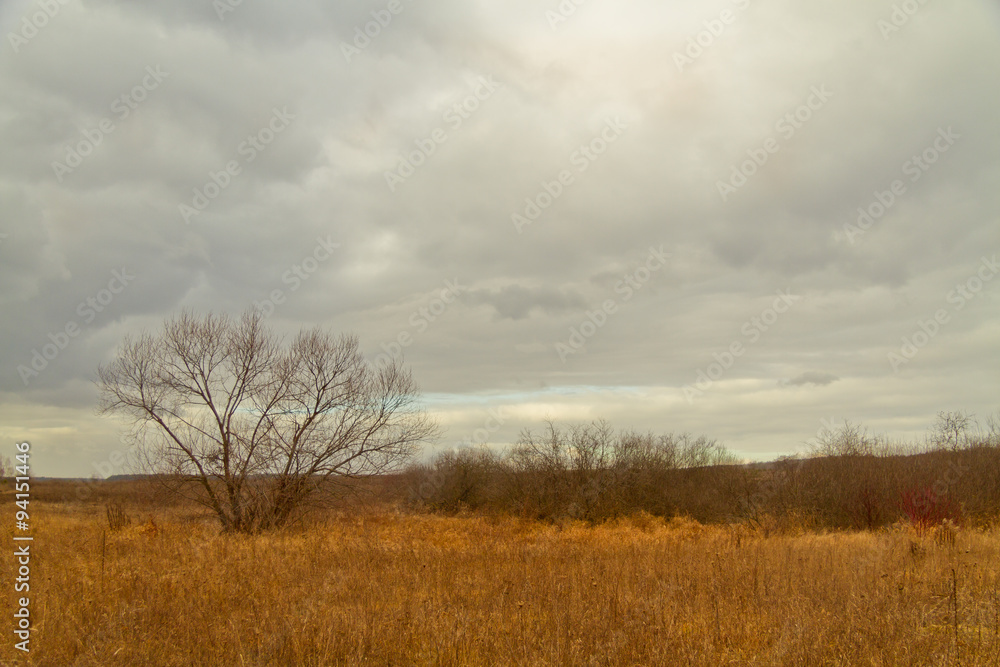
[405,411,1000,531]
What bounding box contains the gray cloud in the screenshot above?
[782,371,841,387]
[463,284,588,320]
[1,0,999,476]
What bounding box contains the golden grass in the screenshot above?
[3,502,1000,666]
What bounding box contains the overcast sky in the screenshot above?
[2,0,998,477]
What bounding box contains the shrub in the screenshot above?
[900,486,962,536]
[106,501,132,533]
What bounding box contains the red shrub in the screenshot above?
[900,487,962,535]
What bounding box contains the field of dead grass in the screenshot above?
[3,499,1000,666]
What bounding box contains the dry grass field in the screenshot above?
[3,488,1000,666]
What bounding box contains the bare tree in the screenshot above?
[810,421,888,457]
[986,410,1000,447]
[97,310,438,532]
[932,410,973,451]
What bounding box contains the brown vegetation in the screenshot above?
[3,484,1000,666]
[408,413,1000,531]
[5,411,999,665]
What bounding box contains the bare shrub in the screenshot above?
[811,421,887,457]
[414,420,738,523]
[933,518,957,548]
[106,501,132,532]
[407,447,499,513]
[410,410,1000,532]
